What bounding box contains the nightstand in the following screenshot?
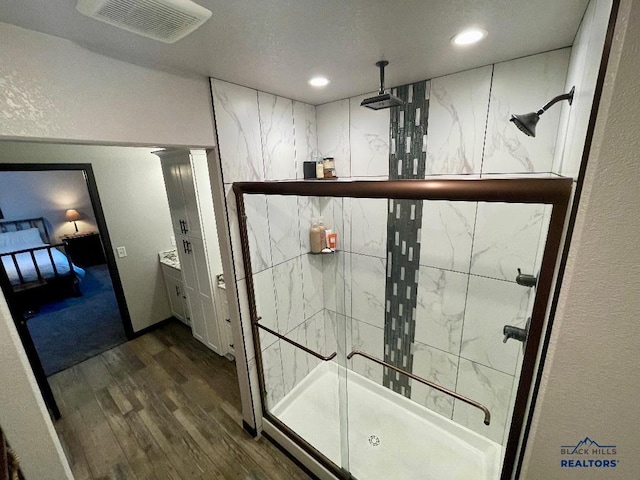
[61,231,106,267]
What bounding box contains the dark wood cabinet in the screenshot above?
[61,232,106,267]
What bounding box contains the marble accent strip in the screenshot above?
[383,81,429,397]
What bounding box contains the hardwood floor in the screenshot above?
[49,320,312,480]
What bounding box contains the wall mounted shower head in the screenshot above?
[510,86,575,137]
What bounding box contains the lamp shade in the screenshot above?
[65,209,81,222]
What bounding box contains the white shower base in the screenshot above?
[272,361,502,480]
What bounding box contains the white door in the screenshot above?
[161,161,189,237]
[180,159,202,239]
[179,236,223,354]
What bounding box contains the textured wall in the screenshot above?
[0,22,215,147]
[521,0,640,477]
[0,295,73,479]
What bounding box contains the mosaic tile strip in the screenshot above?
[383,81,429,397]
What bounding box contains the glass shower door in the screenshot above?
[234,177,571,480]
[344,198,551,480]
[241,193,351,476]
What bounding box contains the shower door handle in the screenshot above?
[255,321,337,362]
[347,349,491,426]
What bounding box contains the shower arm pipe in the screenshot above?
[377,60,388,94]
[537,86,575,115]
[347,350,491,426]
[256,321,337,362]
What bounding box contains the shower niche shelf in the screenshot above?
[308,249,338,255]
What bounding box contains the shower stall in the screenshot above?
[233,177,571,480]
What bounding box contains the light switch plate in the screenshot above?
[116,246,127,258]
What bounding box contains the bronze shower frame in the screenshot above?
[233,177,572,480]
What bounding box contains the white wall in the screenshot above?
[0,170,98,239]
[0,21,215,148]
[0,294,73,479]
[0,21,216,480]
[522,0,640,477]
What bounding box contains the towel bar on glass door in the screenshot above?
[256,322,337,362]
[347,349,491,425]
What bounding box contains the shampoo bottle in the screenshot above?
[318,217,327,250]
[310,218,322,253]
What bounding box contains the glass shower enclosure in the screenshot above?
[233,177,571,480]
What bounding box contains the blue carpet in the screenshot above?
[27,264,127,376]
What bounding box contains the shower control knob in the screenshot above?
[503,318,531,344]
[516,268,537,288]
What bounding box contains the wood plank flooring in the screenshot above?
[49,321,312,480]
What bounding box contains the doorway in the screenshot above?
[0,163,133,417]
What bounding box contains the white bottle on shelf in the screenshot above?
[310,218,322,253]
[318,217,327,250]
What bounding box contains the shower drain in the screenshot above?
[368,435,381,447]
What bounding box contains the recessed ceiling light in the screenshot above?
[309,76,330,87]
[451,29,487,46]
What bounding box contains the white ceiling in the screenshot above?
[0,0,589,105]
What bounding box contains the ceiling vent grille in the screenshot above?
[76,0,212,43]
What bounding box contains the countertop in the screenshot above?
[159,249,180,270]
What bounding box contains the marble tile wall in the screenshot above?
[258,92,296,181]
[214,46,572,446]
[552,0,612,178]
[293,101,320,179]
[317,99,351,178]
[349,92,391,177]
[482,49,571,174]
[211,80,264,184]
[211,79,328,410]
[426,67,491,175]
[419,200,476,273]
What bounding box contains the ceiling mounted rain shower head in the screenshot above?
[510,86,575,137]
[361,61,404,110]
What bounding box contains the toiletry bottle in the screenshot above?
[318,217,327,250]
[310,218,322,253]
[328,232,338,250]
[316,161,324,179]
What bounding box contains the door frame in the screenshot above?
[233,177,572,480]
[0,162,134,418]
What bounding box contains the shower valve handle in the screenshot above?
[516,268,537,288]
[503,318,531,344]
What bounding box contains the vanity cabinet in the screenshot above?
[158,149,227,356]
[160,261,188,325]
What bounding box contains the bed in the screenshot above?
[0,218,84,310]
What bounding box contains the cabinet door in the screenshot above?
[161,161,189,237]
[179,159,202,239]
[164,275,187,324]
[179,236,223,354]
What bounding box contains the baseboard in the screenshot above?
[242,420,258,437]
[130,317,175,338]
[262,430,323,480]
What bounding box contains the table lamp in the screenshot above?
[65,209,81,233]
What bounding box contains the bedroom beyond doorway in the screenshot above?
[0,167,130,377]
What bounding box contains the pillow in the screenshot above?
[0,228,46,252]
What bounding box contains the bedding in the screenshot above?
[0,228,85,286]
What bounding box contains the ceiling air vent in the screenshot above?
[76,0,212,43]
